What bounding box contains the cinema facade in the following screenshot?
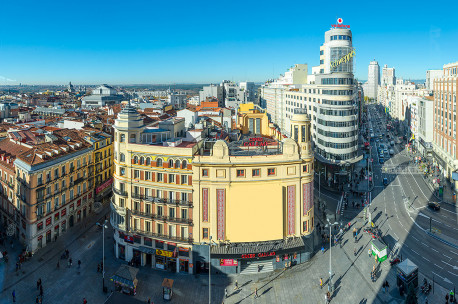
[192,111,316,274]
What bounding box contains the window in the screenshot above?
[181,175,187,184]
[268,168,276,176]
[62,194,66,204]
[129,134,136,143]
[134,170,139,179]
[236,169,245,177]
[133,156,138,164]
[157,173,163,182]
[169,207,175,218]
[146,221,151,232]
[181,208,188,219]
[145,203,151,214]
[120,153,125,162]
[182,160,187,169]
[169,174,175,183]
[175,160,181,169]
[54,168,59,179]
[303,165,308,172]
[146,157,151,166]
[145,171,151,180]
[168,159,174,168]
[203,228,209,239]
[156,158,163,167]
[62,180,66,189]
[120,168,125,176]
[119,198,125,208]
[54,183,58,193]
[157,224,163,235]
[202,169,208,177]
[157,206,163,216]
[140,157,144,165]
[54,197,59,209]
[181,193,188,202]
[252,169,260,177]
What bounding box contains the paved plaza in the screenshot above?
[1,201,451,304]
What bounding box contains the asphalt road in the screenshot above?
[366,105,458,290]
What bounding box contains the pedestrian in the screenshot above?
[321,246,325,254]
[40,284,43,298]
[320,278,323,289]
[368,249,372,257]
[83,298,87,304]
[354,247,357,256]
[385,280,389,293]
[78,260,81,269]
[69,258,73,267]
[234,280,238,290]
[12,289,16,302]
[257,264,261,272]
[254,287,258,299]
[57,260,60,269]
[225,288,228,298]
[326,291,331,303]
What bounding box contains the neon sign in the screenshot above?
[330,49,356,70]
[243,137,267,147]
[241,251,276,259]
[332,17,350,29]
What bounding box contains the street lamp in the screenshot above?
[202,236,217,304]
[96,219,108,293]
[325,219,339,292]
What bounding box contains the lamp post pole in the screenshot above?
[97,219,108,293]
[326,220,338,293]
[209,236,212,304]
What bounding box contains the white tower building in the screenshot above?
[363,61,380,99]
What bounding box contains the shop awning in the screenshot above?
[162,278,174,289]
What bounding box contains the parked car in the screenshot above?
[379,158,384,164]
[383,177,388,186]
[427,202,440,211]
[389,149,394,155]
[390,141,395,146]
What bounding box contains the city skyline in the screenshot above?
[1,1,457,85]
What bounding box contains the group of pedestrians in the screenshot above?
[35,278,44,303]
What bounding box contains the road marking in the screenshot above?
[412,236,418,241]
[434,264,443,269]
[431,248,439,253]
[442,261,458,270]
[448,271,458,277]
[423,256,431,262]
[411,249,419,255]
[443,254,452,259]
[421,242,429,247]
[432,271,453,284]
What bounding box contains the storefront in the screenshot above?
[194,236,313,275]
[155,249,176,271]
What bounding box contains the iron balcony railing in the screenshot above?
[131,228,193,244]
[112,186,128,197]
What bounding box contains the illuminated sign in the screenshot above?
[220,259,238,266]
[243,137,267,147]
[156,249,174,257]
[330,49,356,70]
[241,251,276,259]
[332,17,350,29]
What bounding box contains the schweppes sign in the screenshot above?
[330,49,356,70]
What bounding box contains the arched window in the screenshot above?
[175,160,180,169]
[120,153,125,162]
[156,158,163,167]
[120,134,125,142]
[182,160,187,169]
[168,159,174,168]
[133,156,138,164]
[140,157,144,165]
[146,157,151,166]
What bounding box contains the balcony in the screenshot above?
[16,176,28,188]
[131,193,146,200]
[132,228,193,244]
[131,209,153,218]
[143,196,193,208]
[16,193,27,204]
[112,187,128,197]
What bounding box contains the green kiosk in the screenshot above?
[370,239,388,262]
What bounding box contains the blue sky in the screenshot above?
[1,0,457,85]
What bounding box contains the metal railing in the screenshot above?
[131,228,193,244]
[112,187,128,197]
